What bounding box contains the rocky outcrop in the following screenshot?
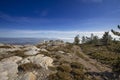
[39,48,48,52]
[58,51,65,54]
[24,46,40,56]
[1,56,22,63]
[20,54,53,69]
[0,60,18,80]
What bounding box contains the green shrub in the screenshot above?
[71,62,84,69]
[57,64,72,72]
[9,50,27,58]
[71,68,83,75]
[48,73,58,80]
[48,66,57,71]
[71,68,89,80]
[57,71,72,80]
[48,71,73,80]
[112,57,120,74]
[81,44,120,65]
[18,63,41,71]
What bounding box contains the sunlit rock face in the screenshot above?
[20,54,53,70]
[1,56,22,63]
[0,44,22,54]
[24,46,40,56]
[0,60,18,80]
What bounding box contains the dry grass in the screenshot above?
[8,50,28,58]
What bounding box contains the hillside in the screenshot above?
[0,40,117,80]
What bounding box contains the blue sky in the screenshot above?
[0,0,120,41]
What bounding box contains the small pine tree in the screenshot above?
[81,36,86,44]
[111,25,120,36]
[111,25,120,77]
[74,35,80,45]
[92,36,100,45]
[102,32,112,45]
[91,33,94,40]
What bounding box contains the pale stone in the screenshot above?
[20,54,53,70]
[1,56,22,63]
[58,51,65,54]
[39,48,48,52]
[24,46,40,56]
[0,60,18,80]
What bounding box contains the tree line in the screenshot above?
[74,25,120,46]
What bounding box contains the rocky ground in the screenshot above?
[0,40,112,80]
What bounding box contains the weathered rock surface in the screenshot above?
[58,51,65,54]
[0,60,18,80]
[39,48,48,52]
[24,46,40,56]
[1,56,22,63]
[20,54,53,69]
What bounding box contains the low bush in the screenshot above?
[57,64,72,72]
[71,68,83,75]
[81,44,120,66]
[112,57,120,74]
[57,71,72,80]
[18,63,41,72]
[8,50,27,58]
[71,62,84,69]
[48,66,57,71]
[48,71,73,80]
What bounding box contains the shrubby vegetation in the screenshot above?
[48,62,91,80]
[74,35,80,45]
[80,25,120,79]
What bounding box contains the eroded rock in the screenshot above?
[24,46,40,56]
[20,54,53,70]
[0,60,18,80]
[1,56,22,63]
